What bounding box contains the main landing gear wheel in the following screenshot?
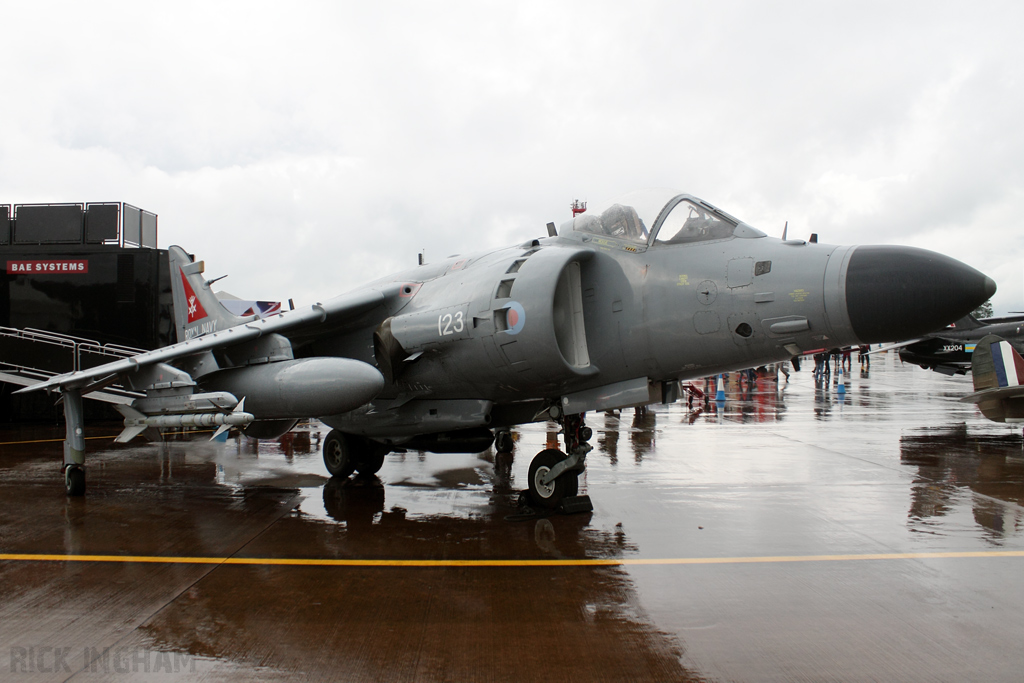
[323,430,389,477]
[527,449,579,509]
[65,466,85,497]
[355,448,387,476]
[323,430,357,478]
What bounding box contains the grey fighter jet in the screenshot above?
[17,190,995,507]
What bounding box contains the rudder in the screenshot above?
[168,245,253,342]
[971,334,1024,392]
[967,334,1024,423]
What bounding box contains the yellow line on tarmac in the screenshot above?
[1,550,1023,568]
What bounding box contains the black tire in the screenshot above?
[527,449,579,509]
[323,430,356,478]
[65,466,85,497]
[355,448,387,475]
[495,430,514,453]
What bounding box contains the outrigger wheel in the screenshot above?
[65,465,85,497]
[323,430,389,477]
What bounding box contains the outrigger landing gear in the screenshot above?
[526,410,593,509]
[65,465,85,496]
[62,388,86,497]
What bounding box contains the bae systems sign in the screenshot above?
[6,260,89,274]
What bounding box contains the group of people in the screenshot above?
[812,345,871,383]
[682,344,876,407]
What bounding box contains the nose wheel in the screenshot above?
[528,449,579,507]
[526,413,591,509]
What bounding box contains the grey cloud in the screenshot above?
[3,1,1024,312]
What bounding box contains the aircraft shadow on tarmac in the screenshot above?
[900,424,1024,540]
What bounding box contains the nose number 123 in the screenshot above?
[438,311,464,336]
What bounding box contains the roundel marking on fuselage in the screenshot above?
[504,301,526,335]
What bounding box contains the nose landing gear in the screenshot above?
[528,449,579,505]
[64,465,86,496]
[526,412,593,511]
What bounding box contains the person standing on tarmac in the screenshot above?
[813,353,828,383]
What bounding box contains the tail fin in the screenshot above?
[964,334,1024,423]
[971,334,1024,392]
[168,245,254,342]
[948,313,982,331]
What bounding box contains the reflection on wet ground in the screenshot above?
[3,351,1024,681]
[901,424,1024,541]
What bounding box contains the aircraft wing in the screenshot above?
[869,339,922,355]
[14,287,390,396]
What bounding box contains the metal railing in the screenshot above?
[0,327,145,399]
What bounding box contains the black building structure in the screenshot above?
[1,202,174,422]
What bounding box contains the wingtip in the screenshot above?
[12,379,56,395]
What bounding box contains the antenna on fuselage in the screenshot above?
[781,221,788,240]
[418,251,424,266]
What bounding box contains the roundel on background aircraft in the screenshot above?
[504,301,526,335]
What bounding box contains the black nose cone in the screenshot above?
[845,246,996,343]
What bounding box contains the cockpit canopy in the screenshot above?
[565,189,765,245]
[573,203,649,242]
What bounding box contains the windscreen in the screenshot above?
[570,190,742,245]
[653,199,737,244]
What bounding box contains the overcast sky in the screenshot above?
[3,1,1023,313]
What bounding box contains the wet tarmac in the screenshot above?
[3,351,1024,681]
